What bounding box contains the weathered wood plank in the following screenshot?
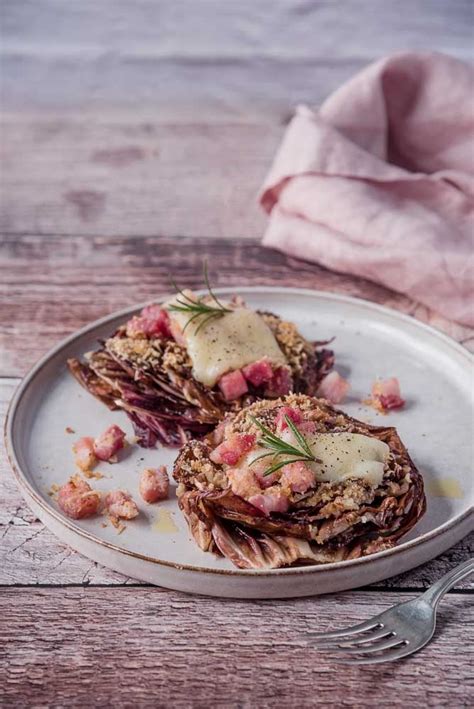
[0,119,277,238]
[1,588,472,706]
[1,235,472,377]
[2,1,472,119]
[2,379,473,589]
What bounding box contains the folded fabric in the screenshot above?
[260,52,474,326]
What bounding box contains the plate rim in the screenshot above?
[5,286,474,578]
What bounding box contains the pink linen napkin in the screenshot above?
[260,52,474,326]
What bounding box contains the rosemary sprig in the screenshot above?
[167,263,232,334]
[250,415,321,476]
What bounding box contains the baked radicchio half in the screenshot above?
[68,295,334,448]
[173,394,426,569]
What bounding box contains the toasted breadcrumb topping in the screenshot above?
[185,443,228,490]
[260,313,313,376]
[162,340,192,373]
[106,335,164,369]
[107,334,194,378]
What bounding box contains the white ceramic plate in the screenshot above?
[5,288,473,598]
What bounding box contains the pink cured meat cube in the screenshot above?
[58,478,100,519]
[275,406,303,431]
[210,433,256,466]
[248,493,289,516]
[73,437,96,471]
[241,359,274,387]
[317,371,350,404]
[253,467,280,489]
[139,467,170,503]
[280,461,315,493]
[264,367,292,397]
[93,425,126,462]
[218,370,249,401]
[297,421,316,435]
[105,490,139,520]
[126,304,172,339]
[372,377,405,411]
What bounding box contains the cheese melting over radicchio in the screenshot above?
[166,297,286,387]
[281,429,390,486]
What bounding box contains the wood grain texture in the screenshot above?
[1,588,473,707]
[1,234,472,378]
[0,118,277,238]
[2,1,472,119]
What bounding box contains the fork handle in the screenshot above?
[421,558,474,608]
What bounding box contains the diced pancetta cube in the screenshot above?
[210,433,256,466]
[248,493,289,516]
[227,467,262,499]
[298,421,317,435]
[168,318,187,347]
[104,490,139,520]
[241,359,274,387]
[317,371,350,404]
[245,455,280,489]
[275,406,303,431]
[139,466,170,503]
[370,378,405,412]
[264,366,292,398]
[253,465,280,489]
[73,437,96,471]
[57,477,101,519]
[280,461,315,493]
[93,425,126,462]
[126,304,172,339]
[218,370,249,401]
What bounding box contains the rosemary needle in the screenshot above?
[250,415,321,477]
[167,263,232,334]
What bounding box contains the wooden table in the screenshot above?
[1,116,473,706]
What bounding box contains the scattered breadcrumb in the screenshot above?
[48,483,60,498]
[109,515,126,534]
[82,469,106,480]
[363,397,388,415]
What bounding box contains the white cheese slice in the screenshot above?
[166,296,286,387]
[281,430,390,486]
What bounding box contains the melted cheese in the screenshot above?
[167,298,286,387]
[281,430,390,486]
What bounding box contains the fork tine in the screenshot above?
[306,619,382,642]
[325,628,393,648]
[331,635,402,656]
[333,643,414,665]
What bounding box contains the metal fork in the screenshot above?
[306,558,474,664]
